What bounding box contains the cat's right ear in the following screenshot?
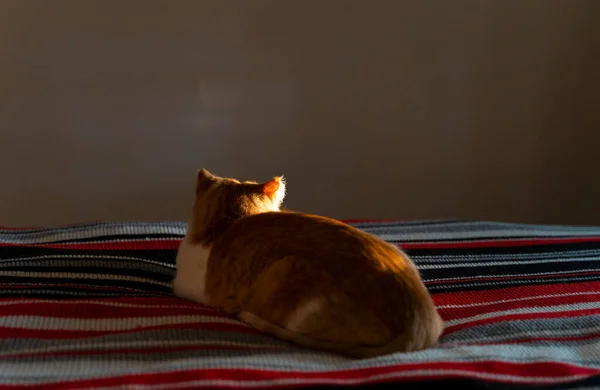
[196,168,217,193]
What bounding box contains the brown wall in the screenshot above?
[0,0,599,227]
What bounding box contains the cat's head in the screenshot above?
[186,168,286,245]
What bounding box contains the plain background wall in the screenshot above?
[0,0,599,227]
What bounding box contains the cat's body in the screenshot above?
[173,169,444,358]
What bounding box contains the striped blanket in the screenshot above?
[0,220,599,389]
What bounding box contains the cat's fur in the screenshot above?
[173,169,444,358]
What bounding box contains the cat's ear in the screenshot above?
[196,168,217,193]
[261,176,286,207]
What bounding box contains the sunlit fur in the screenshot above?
[173,168,444,359]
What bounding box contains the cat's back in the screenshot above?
[237,210,354,231]
[212,211,405,274]
[208,211,440,352]
[227,211,394,251]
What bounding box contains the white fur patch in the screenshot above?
[272,176,286,210]
[172,238,211,305]
[285,297,326,332]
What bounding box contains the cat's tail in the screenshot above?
[238,307,444,359]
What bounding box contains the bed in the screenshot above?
[0,219,599,389]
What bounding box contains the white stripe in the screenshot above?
[0,254,175,269]
[437,291,600,309]
[0,271,172,288]
[416,249,600,262]
[377,229,600,242]
[429,269,600,283]
[0,340,282,356]
[374,220,600,233]
[419,257,600,269]
[1,342,600,379]
[0,224,186,244]
[0,221,186,235]
[445,301,600,327]
[445,325,600,345]
[0,315,248,330]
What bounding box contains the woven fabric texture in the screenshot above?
[0,220,599,389]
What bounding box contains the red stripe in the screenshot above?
[445,308,600,334]
[0,296,205,310]
[0,322,259,340]
[0,361,596,390]
[3,292,597,323]
[2,235,600,251]
[432,281,600,306]
[0,302,231,319]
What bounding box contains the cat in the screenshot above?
[172,168,444,358]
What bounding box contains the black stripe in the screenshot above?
[350,219,473,228]
[30,233,600,245]
[421,260,600,280]
[0,247,178,264]
[405,241,600,257]
[391,235,600,243]
[0,275,172,295]
[0,284,164,297]
[2,232,600,298]
[0,291,166,299]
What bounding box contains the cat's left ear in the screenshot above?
[261,176,286,207]
[196,168,217,193]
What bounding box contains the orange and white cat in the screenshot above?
[173,169,444,358]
